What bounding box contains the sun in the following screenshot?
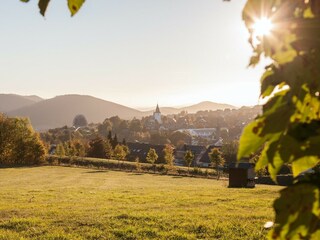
[252,17,273,37]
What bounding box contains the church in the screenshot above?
[153,104,162,124]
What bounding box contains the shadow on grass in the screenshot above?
[83,170,109,174]
[129,173,145,176]
[0,165,44,169]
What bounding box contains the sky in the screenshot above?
[0,0,267,109]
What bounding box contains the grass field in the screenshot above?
[0,166,282,240]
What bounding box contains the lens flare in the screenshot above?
[252,17,273,36]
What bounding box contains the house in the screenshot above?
[174,144,207,166]
[127,142,166,163]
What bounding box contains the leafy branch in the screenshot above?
[239,0,320,238]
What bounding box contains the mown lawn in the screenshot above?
[0,166,281,240]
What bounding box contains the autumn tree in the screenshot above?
[184,150,194,174]
[146,148,158,173]
[163,144,175,166]
[73,140,86,157]
[105,140,113,159]
[86,137,106,159]
[0,114,45,166]
[209,148,225,180]
[135,157,142,172]
[113,144,127,165]
[64,140,77,157]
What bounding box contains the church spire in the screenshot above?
[155,104,161,113]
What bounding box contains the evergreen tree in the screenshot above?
[107,130,112,142]
[111,134,118,149]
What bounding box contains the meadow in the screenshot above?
[0,166,282,240]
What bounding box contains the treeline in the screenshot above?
[53,132,130,162]
[0,114,45,166]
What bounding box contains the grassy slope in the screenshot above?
[0,167,281,240]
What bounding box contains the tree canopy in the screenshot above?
[239,0,320,239]
[0,114,45,166]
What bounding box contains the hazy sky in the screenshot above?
[1,0,267,108]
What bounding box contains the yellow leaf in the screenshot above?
[272,50,297,65]
[67,0,85,16]
[304,7,315,18]
[291,156,319,177]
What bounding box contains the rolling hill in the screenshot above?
[179,101,236,113]
[4,94,237,130]
[7,95,143,130]
[0,94,43,113]
[144,101,236,115]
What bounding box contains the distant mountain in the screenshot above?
[22,95,44,103]
[144,101,236,115]
[0,94,43,113]
[7,94,143,130]
[179,101,236,113]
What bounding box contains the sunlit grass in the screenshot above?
[0,166,282,239]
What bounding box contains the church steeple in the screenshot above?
[155,104,161,113]
[153,104,162,124]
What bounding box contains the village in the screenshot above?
[42,104,261,168]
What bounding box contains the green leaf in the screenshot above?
[267,153,285,182]
[260,69,278,98]
[292,156,319,177]
[38,0,51,16]
[20,0,30,2]
[272,49,297,65]
[269,183,320,239]
[67,0,85,16]
[258,140,283,182]
[237,119,274,160]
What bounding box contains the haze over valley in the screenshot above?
[1,93,237,130]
